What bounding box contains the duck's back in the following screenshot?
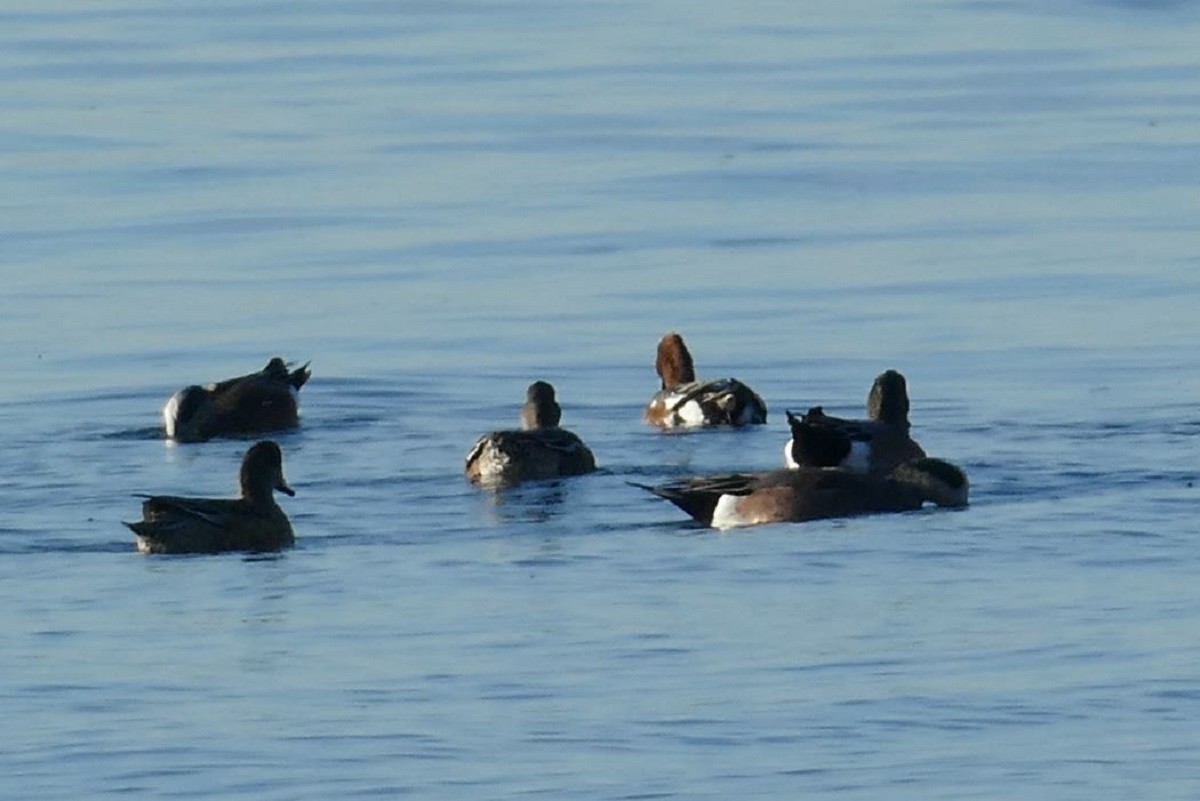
[647,378,767,428]
[466,427,596,485]
[748,469,920,523]
[208,379,300,435]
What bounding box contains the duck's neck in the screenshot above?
[657,339,696,389]
[521,400,561,430]
[241,480,278,504]
[868,372,910,427]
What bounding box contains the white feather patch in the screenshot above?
[677,400,706,427]
[783,438,798,469]
[710,494,748,530]
[162,392,182,438]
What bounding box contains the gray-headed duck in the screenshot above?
[163,357,311,443]
[784,369,925,474]
[636,457,968,530]
[645,332,767,429]
[125,440,295,554]
[466,381,597,487]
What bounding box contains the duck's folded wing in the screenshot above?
[670,379,765,424]
[631,472,760,525]
[531,428,591,455]
[208,367,265,395]
[796,407,874,440]
[681,472,762,495]
[634,472,760,500]
[670,379,739,409]
[207,358,299,395]
[138,495,239,529]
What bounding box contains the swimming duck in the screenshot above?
[124,440,296,554]
[645,332,767,429]
[465,381,597,487]
[636,457,968,530]
[163,357,311,443]
[784,369,924,474]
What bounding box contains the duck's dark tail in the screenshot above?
[629,481,719,526]
[289,361,312,390]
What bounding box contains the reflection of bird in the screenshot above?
[125,441,295,554]
[645,332,766,429]
[635,458,968,530]
[466,381,596,487]
[784,369,924,474]
[163,357,311,442]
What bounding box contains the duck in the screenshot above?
[635,457,968,530]
[124,440,296,554]
[784,369,925,474]
[644,332,767,429]
[465,381,597,487]
[163,357,311,443]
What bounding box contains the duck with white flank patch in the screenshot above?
[163,357,311,443]
[784,369,925,475]
[635,457,968,530]
[465,381,597,487]
[645,332,767,429]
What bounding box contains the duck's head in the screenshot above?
[521,380,562,429]
[262,357,290,380]
[867,369,910,428]
[240,440,294,500]
[163,385,214,442]
[655,332,696,390]
[892,457,968,508]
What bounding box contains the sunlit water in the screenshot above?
[3,1,1200,798]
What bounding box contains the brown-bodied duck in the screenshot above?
[784,369,925,474]
[636,457,968,530]
[124,440,295,554]
[163,357,311,443]
[645,332,767,429]
[465,381,596,487]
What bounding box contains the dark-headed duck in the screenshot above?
[125,440,295,554]
[163,357,310,443]
[466,381,597,487]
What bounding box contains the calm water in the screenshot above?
[3,0,1200,798]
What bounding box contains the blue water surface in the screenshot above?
[2,0,1200,798]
